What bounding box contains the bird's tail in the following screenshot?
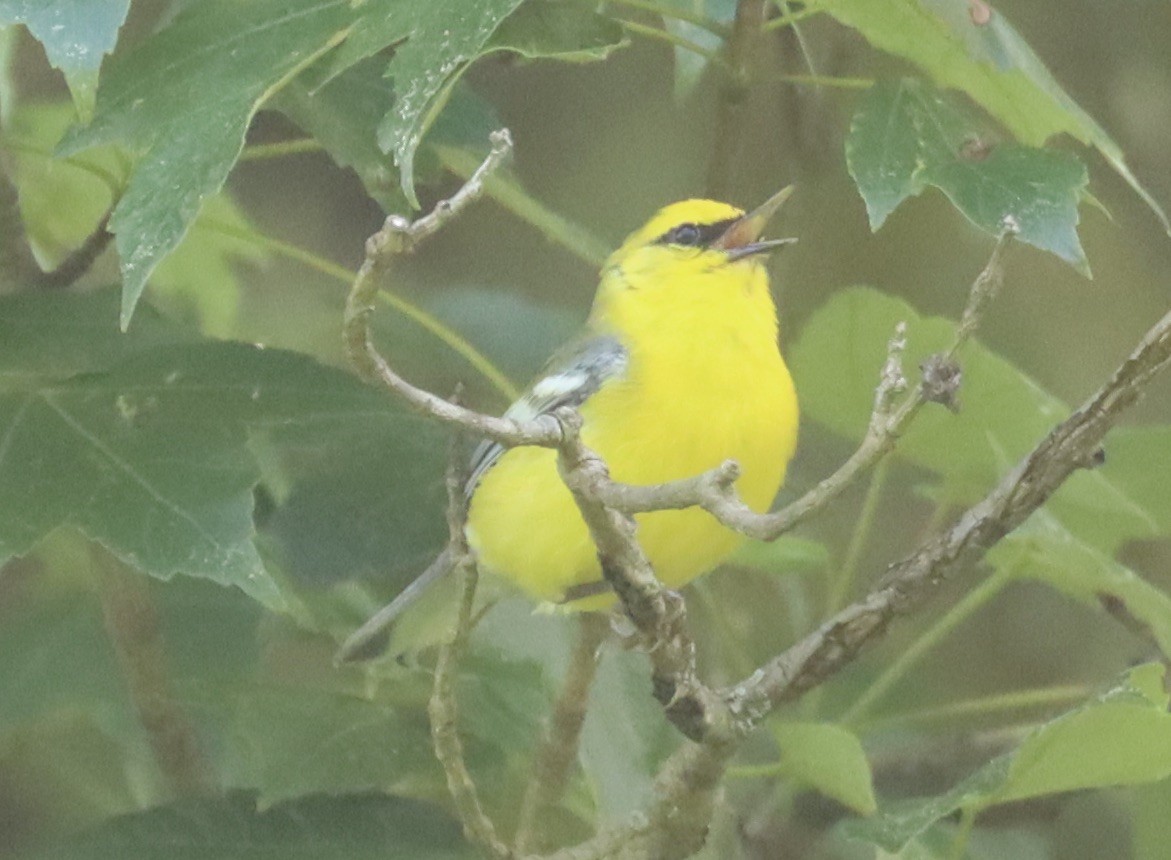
[334,546,456,664]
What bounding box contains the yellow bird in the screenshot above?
[339,188,799,659]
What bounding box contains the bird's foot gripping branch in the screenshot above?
[341,133,1171,860]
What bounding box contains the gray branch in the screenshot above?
[728,301,1171,723]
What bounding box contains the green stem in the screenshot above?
[730,684,1088,782]
[775,74,874,89]
[691,580,759,681]
[606,0,732,37]
[196,215,520,401]
[435,145,610,268]
[239,138,324,161]
[762,5,821,30]
[0,138,124,194]
[826,456,890,615]
[773,2,820,79]
[840,568,1012,728]
[619,19,730,68]
[949,805,979,860]
[802,458,888,719]
[856,683,1090,733]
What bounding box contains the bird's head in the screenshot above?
[602,186,796,285]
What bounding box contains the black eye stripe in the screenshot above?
[654,217,739,248]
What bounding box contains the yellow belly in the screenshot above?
[465,347,798,607]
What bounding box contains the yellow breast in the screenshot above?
[465,246,799,607]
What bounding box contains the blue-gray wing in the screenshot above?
[465,334,628,496]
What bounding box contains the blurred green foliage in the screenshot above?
[2,1,1170,858]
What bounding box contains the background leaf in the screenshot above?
[815,0,1169,232]
[770,721,877,815]
[0,289,449,611]
[846,665,1171,852]
[0,0,130,120]
[43,791,474,860]
[847,79,1090,272]
[59,0,356,328]
[789,286,1162,552]
[991,513,1171,661]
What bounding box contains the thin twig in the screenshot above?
[37,209,114,289]
[0,148,115,291]
[427,417,513,859]
[428,552,513,859]
[435,144,610,268]
[606,0,732,38]
[556,411,734,744]
[584,232,1014,540]
[514,614,610,854]
[343,129,564,451]
[618,19,730,69]
[731,300,1171,721]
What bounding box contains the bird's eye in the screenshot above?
[671,223,703,246]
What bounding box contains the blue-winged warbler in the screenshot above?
[340,188,799,658]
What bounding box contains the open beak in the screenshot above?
[713,185,798,262]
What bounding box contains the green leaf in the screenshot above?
[363,0,529,207]
[0,0,131,120]
[1132,777,1171,860]
[845,665,1171,851]
[771,721,877,815]
[0,288,194,383]
[58,0,533,326]
[487,0,629,63]
[990,513,1171,661]
[789,286,1162,552]
[3,101,263,335]
[846,79,1090,272]
[221,685,439,807]
[1,714,140,852]
[1097,427,1171,528]
[275,62,502,215]
[845,78,924,231]
[150,195,268,339]
[59,0,355,329]
[580,643,679,819]
[0,289,448,611]
[814,0,1169,233]
[273,58,410,215]
[0,593,134,740]
[8,100,263,330]
[663,0,736,99]
[999,664,1171,803]
[471,600,677,821]
[43,791,474,860]
[459,648,550,755]
[363,0,624,205]
[844,756,1012,853]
